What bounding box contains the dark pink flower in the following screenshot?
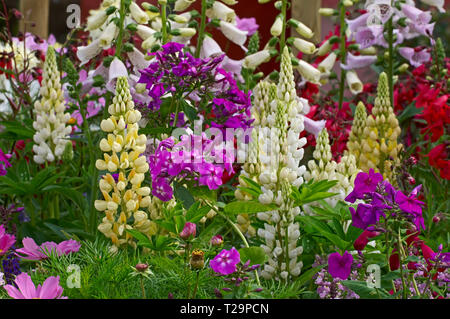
[179,222,196,240]
[395,185,425,229]
[210,235,223,246]
[16,238,81,260]
[3,272,67,299]
[328,251,353,280]
[210,247,240,275]
[0,225,15,256]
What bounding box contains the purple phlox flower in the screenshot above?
[161,42,185,55]
[350,203,386,230]
[398,47,431,67]
[345,169,383,203]
[236,17,259,36]
[341,52,377,70]
[0,225,15,256]
[354,25,384,49]
[3,272,67,299]
[0,148,12,176]
[71,99,103,128]
[210,247,240,275]
[152,177,173,202]
[328,251,353,280]
[380,180,396,204]
[395,185,425,215]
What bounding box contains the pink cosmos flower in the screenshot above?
[0,225,15,256]
[328,251,353,280]
[16,238,81,260]
[3,272,67,299]
[210,247,240,275]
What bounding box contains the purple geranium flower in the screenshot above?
[328,251,353,280]
[210,247,240,275]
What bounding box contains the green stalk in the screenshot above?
[279,0,288,52]
[191,271,200,299]
[397,229,408,299]
[161,2,168,44]
[338,0,347,110]
[387,17,394,107]
[115,0,127,59]
[140,277,146,299]
[195,0,208,58]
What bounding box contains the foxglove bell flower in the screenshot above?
[236,17,259,36]
[345,70,363,95]
[219,21,248,48]
[398,47,431,67]
[341,53,377,70]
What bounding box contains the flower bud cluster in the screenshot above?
[32,47,72,164]
[238,47,306,280]
[358,72,403,182]
[95,76,153,251]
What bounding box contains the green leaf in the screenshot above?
[224,201,278,215]
[298,216,350,250]
[341,280,392,299]
[173,183,195,209]
[238,247,266,266]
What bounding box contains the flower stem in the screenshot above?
[195,0,208,58]
[387,16,394,107]
[397,229,408,299]
[140,276,146,299]
[161,2,168,44]
[279,0,288,52]
[191,271,200,299]
[338,0,347,111]
[115,0,126,59]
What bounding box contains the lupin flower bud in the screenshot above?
[32,47,72,164]
[358,72,403,182]
[96,77,153,250]
[347,101,368,167]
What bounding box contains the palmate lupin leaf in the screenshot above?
[290,179,339,206]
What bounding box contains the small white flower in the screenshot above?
[243,50,271,69]
[207,1,236,23]
[270,16,283,36]
[87,10,107,31]
[174,0,196,12]
[129,2,149,24]
[346,70,363,95]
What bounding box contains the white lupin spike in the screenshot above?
[32,46,72,164]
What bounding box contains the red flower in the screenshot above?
[389,249,400,271]
[354,230,379,251]
[425,144,450,180]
